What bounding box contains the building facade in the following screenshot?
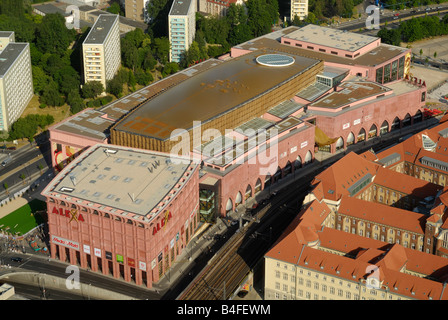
[125,0,149,22]
[41,144,200,288]
[290,0,308,21]
[168,0,196,63]
[0,31,14,53]
[0,42,33,132]
[82,14,121,90]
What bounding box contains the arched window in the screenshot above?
[304,151,312,164]
[368,124,377,139]
[245,185,252,200]
[225,198,233,215]
[347,132,355,146]
[380,120,389,135]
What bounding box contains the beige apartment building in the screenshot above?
[264,201,448,300]
[0,42,33,132]
[82,14,121,91]
[290,0,308,21]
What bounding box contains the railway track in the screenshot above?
[178,179,312,300]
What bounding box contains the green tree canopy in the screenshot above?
[35,13,76,56]
[81,81,104,99]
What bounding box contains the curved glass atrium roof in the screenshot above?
[256,54,295,67]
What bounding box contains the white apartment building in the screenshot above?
[82,14,121,90]
[0,32,15,53]
[291,0,308,21]
[168,0,196,63]
[0,42,33,132]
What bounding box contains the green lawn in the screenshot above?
[0,199,47,236]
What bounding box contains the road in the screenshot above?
[336,4,448,31]
[0,252,158,300]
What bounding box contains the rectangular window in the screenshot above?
[391,60,398,81]
[398,56,405,79]
[376,67,383,83]
[384,64,391,83]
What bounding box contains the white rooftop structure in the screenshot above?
[42,144,197,220]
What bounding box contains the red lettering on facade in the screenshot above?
[51,206,84,223]
[152,211,172,236]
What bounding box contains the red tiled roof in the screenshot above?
[267,225,448,299]
[374,166,443,199]
[312,152,380,201]
[338,196,425,234]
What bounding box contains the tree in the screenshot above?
[82,81,104,99]
[246,0,275,37]
[153,37,170,64]
[35,13,76,56]
[32,65,51,95]
[67,89,86,114]
[227,4,253,46]
[162,63,178,77]
[55,65,81,96]
[122,43,139,71]
[40,81,64,107]
[147,0,173,37]
[134,68,154,86]
[106,76,124,98]
[106,2,123,15]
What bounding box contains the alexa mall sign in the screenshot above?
[52,207,85,222]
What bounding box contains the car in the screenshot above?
[10,257,23,263]
[393,16,398,19]
[394,13,399,16]
[231,220,238,226]
[410,10,416,13]
[426,7,430,11]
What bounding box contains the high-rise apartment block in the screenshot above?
[168,0,196,63]
[125,0,150,22]
[82,14,121,90]
[0,42,33,132]
[291,0,308,21]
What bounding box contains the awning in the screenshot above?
[315,126,339,147]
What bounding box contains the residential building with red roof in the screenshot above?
[265,137,448,299]
[265,204,448,300]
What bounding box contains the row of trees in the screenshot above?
[8,114,54,142]
[307,0,363,20]
[380,0,448,10]
[378,14,448,45]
